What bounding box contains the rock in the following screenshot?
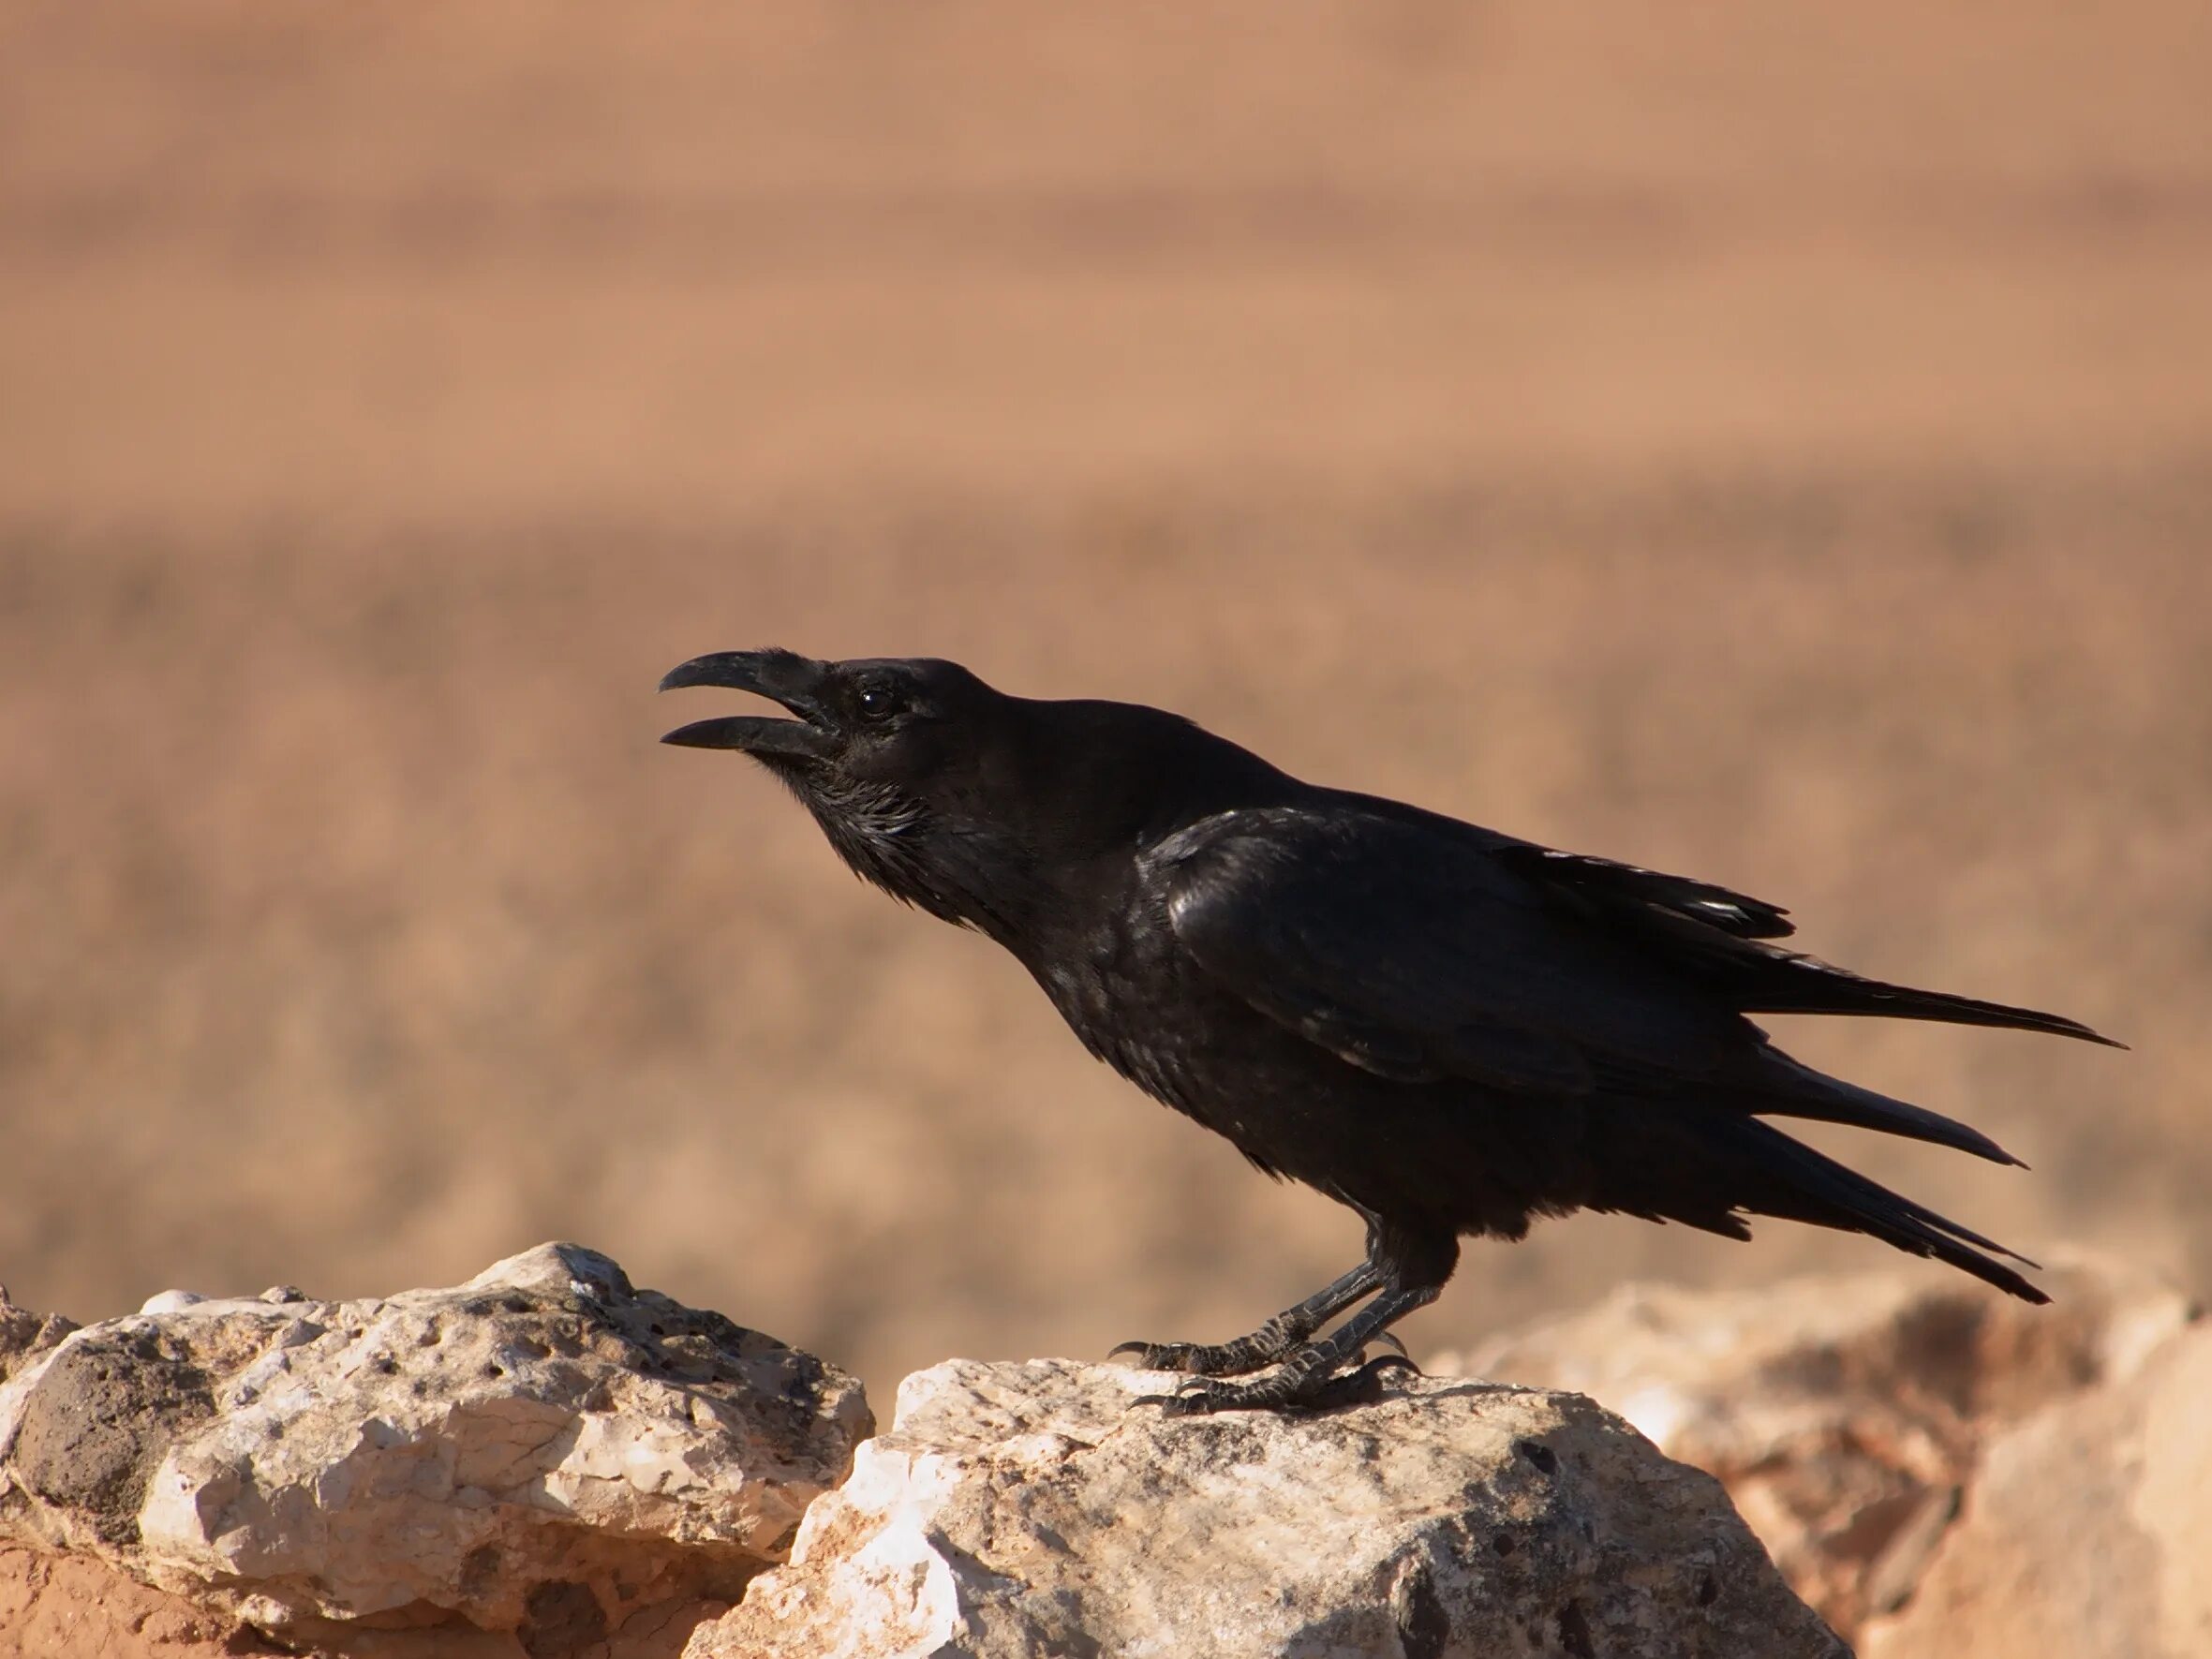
[0,1244,870,1652]
[0,1289,76,1389]
[135,1291,208,1316]
[1860,1318,2212,1659]
[1431,1252,2194,1638]
[685,1356,1845,1659]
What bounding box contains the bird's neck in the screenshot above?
[810,697,1301,948]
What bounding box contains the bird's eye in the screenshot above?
[853,681,905,723]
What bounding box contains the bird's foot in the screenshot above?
[1110,1261,1396,1381]
[1137,1352,1420,1416]
[1108,1322,1299,1378]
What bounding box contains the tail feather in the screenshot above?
[1627,901,2122,1045]
[1746,1050,2025,1166]
[1722,1116,2048,1303]
[1738,953,2123,1048]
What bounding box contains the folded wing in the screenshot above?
[1155,804,2097,1164]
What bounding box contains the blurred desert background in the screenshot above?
[2,2,2208,1401]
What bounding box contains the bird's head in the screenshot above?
[660,647,1049,928]
[661,647,986,785]
[660,646,1297,936]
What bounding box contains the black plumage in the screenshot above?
[660,648,2119,1413]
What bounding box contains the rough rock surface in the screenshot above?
[686,1356,1846,1659]
[1433,1253,2195,1636]
[0,1244,869,1651]
[0,1292,75,1391]
[1861,1318,2212,1659]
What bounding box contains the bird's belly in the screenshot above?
[1035,946,1572,1235]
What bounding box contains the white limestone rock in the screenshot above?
[686,1356,1845,1659]
[0,1243,869,1648]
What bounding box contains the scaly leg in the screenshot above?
[1108,1257,1386,1378]
[1144,1280,1444,1415]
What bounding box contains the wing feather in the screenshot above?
[1157,809,1742,1093]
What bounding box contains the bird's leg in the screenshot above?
[1143,1279,1443,1415]
[1109,1257,1386,1378]
[1140,1223,1457,1414]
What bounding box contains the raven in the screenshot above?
[660,648,2118,1413]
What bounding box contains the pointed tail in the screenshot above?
[1720,1115,2048,1303]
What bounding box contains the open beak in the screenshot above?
[658,649,838,758]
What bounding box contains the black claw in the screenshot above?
[1361,1330,1420,1372]
[1134,1377,1227,1415]
[1145,1373,1295,1415]
[1133,1354,1421,1416]
[1110,1339,1201,1372]
[1161,1379,1233,1416]
[1300,1353,1420,1409]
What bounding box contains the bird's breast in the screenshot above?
[1024,908,1307,1134]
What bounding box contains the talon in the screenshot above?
[1162,1379,1230,1416]
[1143,1352,1423,1416]
[1145,1371,1296,1415]
[1359,1331,1420,1372]
[1299,1354,1419,1411]
[1109,1339,1199,1371]
[1134,1378,1226,1415]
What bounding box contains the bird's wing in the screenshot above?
[1484,842,1794,938]
[1478,831,2116,1045]
[1326,792,2111,1045]
[1155,807,1749,1094]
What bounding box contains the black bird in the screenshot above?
[660,648,2118,1414]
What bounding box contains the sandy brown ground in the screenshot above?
[2,2,2208,1399]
